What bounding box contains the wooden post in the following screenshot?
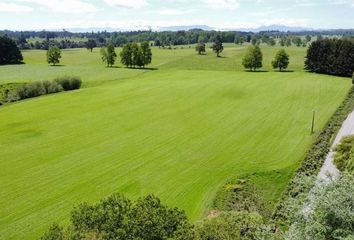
[311,110,315,134]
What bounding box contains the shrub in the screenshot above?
[0,77,81,105]
[196,211,275,240]
[17,81,46,99]
[43,80,63,94]
[55,76,82,91]
[41,224,65,240]
[213,178,269,217]
[334,135,354,172]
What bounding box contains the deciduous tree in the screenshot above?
[212,35,223,57]
[140,41,152,67]
[242,45,263,71]
[195,42,206,55]
[272,49,290,71]
[100,43,117,67]
[46,46,61,66]
[85,39,96,52]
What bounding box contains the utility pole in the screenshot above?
[311,110,315,134]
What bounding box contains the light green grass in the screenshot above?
[0,45,352,239]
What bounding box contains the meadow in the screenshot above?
[0,44,352,239]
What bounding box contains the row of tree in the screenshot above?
[196,36,290,72]
[235,34,312,47]
[242,46,290,71]
[305,38,354,77]
[100,42,152,68]
[44,42,152,68]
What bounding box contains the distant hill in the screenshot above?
[157,25,214,31]
[234,25,312,32]
[63,24,309,33]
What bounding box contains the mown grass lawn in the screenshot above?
[0,45,351,239]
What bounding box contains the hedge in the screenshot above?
[0,76,82,104]
[273,85,354,221]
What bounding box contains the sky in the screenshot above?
[0,0,353,31]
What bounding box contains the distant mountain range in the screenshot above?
[61,24,312,33]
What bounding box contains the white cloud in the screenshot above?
[103,0,148,9]
[201,0,240,10]
[17,0,97,13]
[328,0,354,6]
[155,8,195,16]
[295,1,318,7]
[0,2,33,12]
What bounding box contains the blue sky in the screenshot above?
[0,0,353,30]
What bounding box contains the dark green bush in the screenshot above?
[41,224,65,240]
[41,194,192,240]
[55,76,82,91]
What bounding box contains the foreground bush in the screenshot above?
[284,174,354,240]
[41,193,278,240]
[196,211,275,240]
[41,194,193,240]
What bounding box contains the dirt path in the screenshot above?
[302,109,354,215]
[317,110,354,183]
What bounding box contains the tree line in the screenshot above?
[44,41,152,68]
[6,28,351,50]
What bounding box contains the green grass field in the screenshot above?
[0,45,351,239]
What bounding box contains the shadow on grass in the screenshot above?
[105,66,122,69]
[49,64,65,67]
[276,70,295,73]
[244,70,269,73]
[126,67,159,71]
[104,66,158,70]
